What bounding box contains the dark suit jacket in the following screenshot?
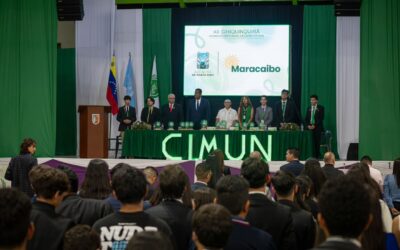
[28,201,74,250]
[279,200,316,250]
[145,200,192,250]
[304,104,324,130]
[246,193,297,250]
[5,154,37,197]
[186,98,211,129]
[225,217,277,250]
[312,240,362,250]
[116,105,136,131]
[161,103,183,130]
[280,160,305,177]
[191,181,208,191]
[273,99,300,125]
[322,164,344,180]
[140,106,160,126]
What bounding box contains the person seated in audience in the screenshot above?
[93,167,172,249]
[216,99,238,129]
[5,138,37,197]
[241,157,296,250]
[255,95,273,127]
[361,155,384,191]
[105,163,132,212]
[392,214,400,249]
[216,175,277,250]
[321,152,344,180]
[192,187,217,211]
[0,188,34,250]
[79,159,112,200]
[249,151,262,160]
[192,204,233,250]
[237,96,254,129]
[126,231,174,250]
[192,162,212,191]
[301,158,327,198]
[294,175,313,212]
[143,166,158,200]
[56,165,113,226]
[384,158,400,216]
[140,96,160,127]
[280,148,304,176]
[207,149,231,188]
[64,225,100,250]
[272,171,316,250]
[312,175,373,250]
[145,165,193,250]
[28,165,74,250]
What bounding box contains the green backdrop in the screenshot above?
[301,5,337,156]
[0,0,57,157]
[360,0,400,160]
[143,9,172,107]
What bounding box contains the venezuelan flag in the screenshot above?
[106,55,118,115]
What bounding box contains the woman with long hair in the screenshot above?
[384,159,400,215]
[79,159,112,200]
[206,149,230,188]
[237,96,254,129]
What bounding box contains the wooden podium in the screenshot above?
[78,105,111,158]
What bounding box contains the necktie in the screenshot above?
[169,104,172,112]
[196,100,199,111]
[147,107,152,123]
[282,102,286,120]
[311,106,316,125]
[126,107,129,115]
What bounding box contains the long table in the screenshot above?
[122,130,314,161]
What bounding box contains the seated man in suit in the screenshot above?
[117,95,137,139]
[186,88,211,130]
[304,95,325,159]
[280,148,305,177]
[161,93,183,130]
[272,171,316,250]
[255,95,273,128]
[273,89,300,127]
[216,99,238,129]
[192,162,212,191]
[322,152,343,180]
[312,176,373,250]
[140,96,160,127]
[216,175,277,250]
[241,157,297,250]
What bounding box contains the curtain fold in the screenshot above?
[301,5,337,156]
[336,17,360,160]
[0,0,57,157]
[360,0,400,160]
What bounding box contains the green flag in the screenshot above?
[149,56,160,107]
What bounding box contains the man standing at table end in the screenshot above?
[273,89,300,127]
[186,88,211,130]
[117,95,137,140]
[161,93,183,130]
[304,94,324,159]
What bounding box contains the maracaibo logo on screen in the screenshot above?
[231,65,281,73]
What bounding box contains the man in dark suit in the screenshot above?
[304,94,325,159]
[272,171,316,250]
[161,93,183,130]
[241,158,297,250]
[117,95,137,137]
[280,148,304,176]
[216,175,277,250]
[312,176,372,250]
[146,165,192,250]
[273,89,300,127]
[322,152,344,180]
[140,96,160,127]
[192,162,211,191]
[186,88,211,130]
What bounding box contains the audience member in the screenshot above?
[79,159,112,200]
[192,204,233,250]
[126,231,174,250]
[216,175,276,250]
[302,158,327,198]
[321,152,343,180]
[280,148,304,176]
[64,225,100,250]
[272,171,316,250]
[0,188,34,250]
[241,157,296,250]
[105,163,132,212]
[5,138,37,197]
[207,149,231,188]
[294,175,312,212]
[361,155,384,191]
[146,164,193,250]
[384,159,400,215]
[192,162,212,191]
[249,151,262,160]
[93,167,172,249]
[192,187,217,210]
[143,166,158,200]
[28,165,74,250]
[56,165,113,226]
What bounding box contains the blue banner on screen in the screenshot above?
[184,25,290,96]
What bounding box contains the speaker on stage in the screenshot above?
[346,143,359,160]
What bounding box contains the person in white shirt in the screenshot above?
[216,99,238,129]
[361,155,384,191]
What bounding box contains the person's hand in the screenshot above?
[391,208,399,215]
[308,125,315,130]
[123,119,131,124]
[280,123,284,128]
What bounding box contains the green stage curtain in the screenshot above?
[360,0,400,160]
[56,48,76,156]
[143,9,172,107]
[0,0,57,157]
[301,5,337,156]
